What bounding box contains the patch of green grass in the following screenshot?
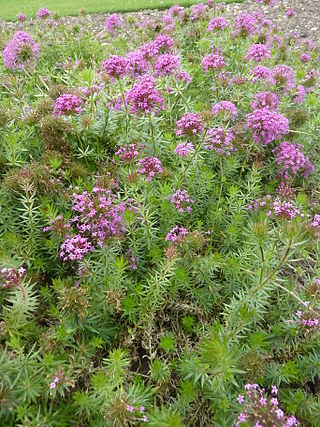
[0,0,243,22]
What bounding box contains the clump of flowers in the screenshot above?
[272,199,300,220]
[204,127,236,156]
[236,384,299,426]
[250,65,273,82]
[255,0,277,5]
[201,51,226,73]
[126,50,149,77]
[273,141,314,180]
[190,3,207,21]
[166,226,187,245]
[311,214,320,237]
[154,54,180,78]
[208,17,228,31]
[246,108,289,145]
[212,101,238,120]
[60,235,95,262]
[60,188,127,261]
[250,91,280,111]
[271,65,296,91]
[286,308,319,334]
[3,31,40,70]
[233,13,257,36]
[300,53,311,63]
[17,13,27,22]
[137,157,163,181]
[1,267,26,288]
[175,113,205,137]
[53,94,82,117]
[106,14,122,34]
[126,75,164,115]
[244,43,271,62]
[152,35,174,55]
[49,370,65,390]
[174,142,194,158]
[36,8,51,19]
[285,9,296,18]
[171,189,194,213]
[101,55,128,79]
[116,143,143,162]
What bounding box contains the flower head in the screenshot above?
[53,94,82,116]
[175,113,204,137]
[246,108,289,144]
[126,75,164,115]
[3,31,40,70]
[244,44,271,62]
[106,14,122,34]
[101,55,128,79]
[137,157,163,181]
[201,52,225,73]
[36,8,51,19]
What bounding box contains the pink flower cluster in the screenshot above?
[175,113,204,137]
[166,225,187,245]
[250,65,272,82]
[116,143,143,162]
[273,141,314,180]
[171,189,194,213]
[208,17,228,31]
[272,65,296,91]
[154,54,180,77]
[137,157,163,181]
[106,14,122,34]
[190,3,207,21]
[294,309,319,333]
[3,31,40,70]
[255,0,277,5]
[233,13,257,36]
[101,55,128,79]
[126,50,149,77]
[212,101,238,120]
[60,188,127,262]
[246,108,289,145]
[53,94,82,116]
[126,75,164,115]
[204,127,236,156]
[311,214,320,236]
[60,235,94,262]
[248,196,300,220]
[250,91,280,111]
[1,267,26,288]
[49,371,65,390]
[201,51,226,73]
[17,13,27,22]
[174,142,194,158]
[245,43,271,62]
[236,384,299,426]
[36,8,51,19]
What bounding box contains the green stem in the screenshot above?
[217,157,224,207]
[148,114,156,155]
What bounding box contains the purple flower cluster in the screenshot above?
[244,43,271,62]
[53,94,82,116]
[154,54,180,77]
[250,91,280,111]
[137,157,163,181]
[126,75,164,115]
[285,8,296,18]
[166,225,187,245]
[106,14,122,34]
[246,108,289,145]
[272,65,296,91]
[233,13,257,36]
[272,199,300,219]
[274,141,314,180]
[311,214,320,237]
[208,17,228,31]
[250,65,272,82]
[171,189,194,213]
[175,113,204,137]
[1,267,26,288]
[126,50,149,77]
[60,235,94,262]
[36,8,51,19]
[212,101,238,120]
[101,55,128,79]
[116,143,143,162]
[255,0,277,5]
[174,142,194,158]
[204,128,236,156]
[60,188,127,262]
[201,51,226,73]
[236,384,299,426]
[190,3,207,21]
[17,13,27,22]
[152,35,174,55]
[3,31,40,70]
[286,309,319,333]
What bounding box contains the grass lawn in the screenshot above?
[0,0,243,21]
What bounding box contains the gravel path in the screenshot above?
[2,0,320,41]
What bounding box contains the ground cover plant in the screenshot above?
[0,1,320,426]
